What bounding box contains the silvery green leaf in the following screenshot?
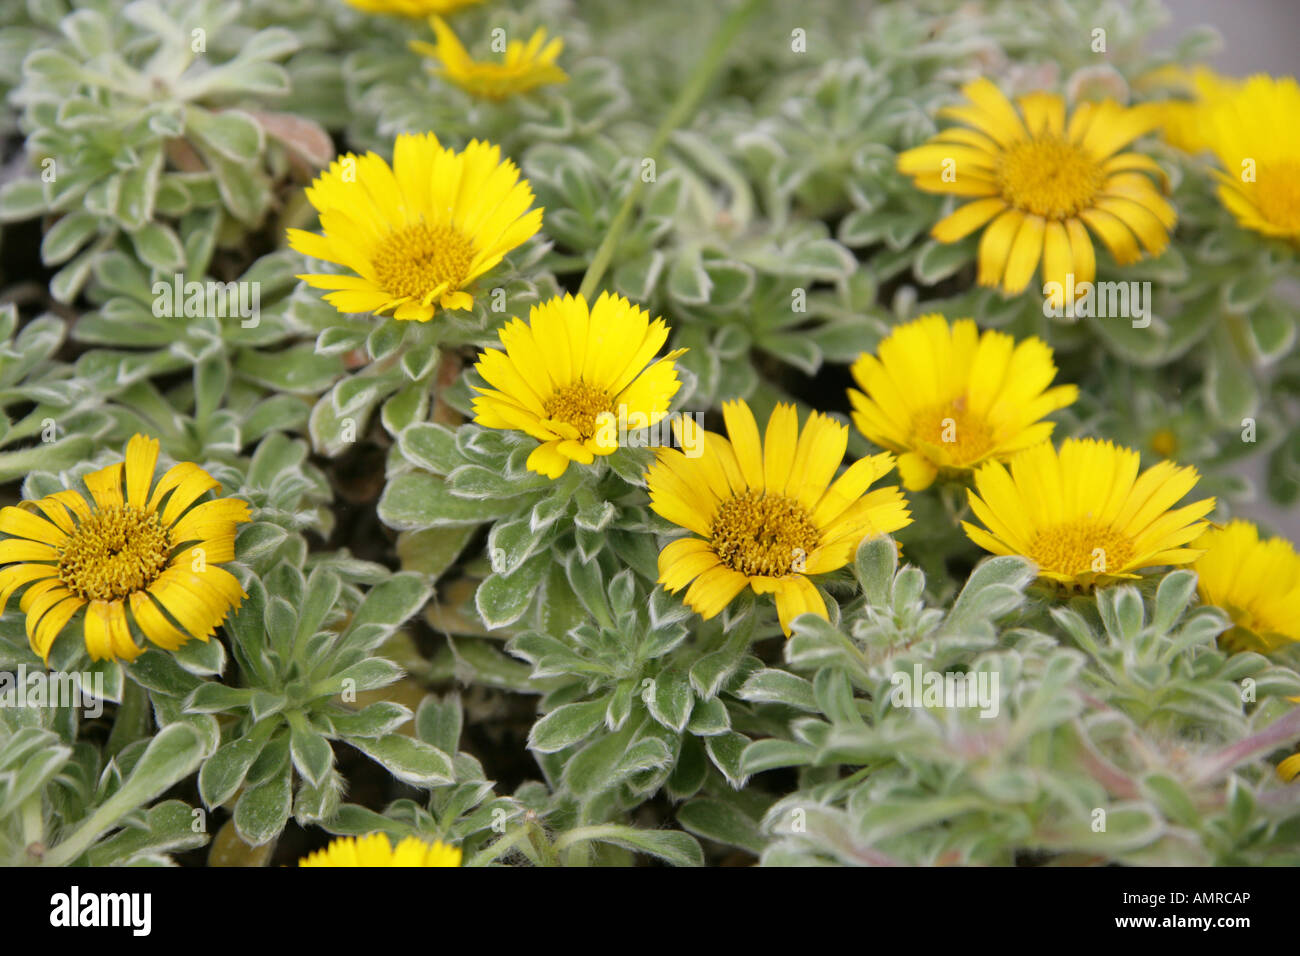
[378,472,516,530]
[646,667,693,731]
[128,649,204,699]
[86,800,207,866]
[294,772,343,827]
[737,668,817,712]
[1247,300,1295,361]
[0,738,71,819]
[487,513,544,576]
[325,702,412,739]
[678,797,766,855]
[184,683,253,714]
[705,731,750,788]
[341,573,430,649]
[912,237,973,285]
[289,721,334,788]
[529,698,608,753]
[1153,570,1198,634]
[130,222,184,272]
[234,765,292,846]
[475,550,550,630]
[739,738,815,774]
[685,696,730,736]
[316,327,367,355]
[414,693,461,754]
[561,824,703,867]
[199,733,270,809]
[854,535,897,607]
[401,342,439,380]
[319,659,402,698]
[348,734,453,787]
[40,211,99,265]
[0,179,46,222]
[667,247,712,305]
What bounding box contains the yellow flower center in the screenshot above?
[371,221,475,301]
[1256,160,1300,231]
[710,490,820,577]
[997,135,1105,220]
[1028,520,1134,577]
[57,506,172,602]
[543,381,614,439]
[910,399,996,466]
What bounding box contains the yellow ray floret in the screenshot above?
[471,292,687,479]
[412,17,568,100]
[0,435,251,662]
[848,314,1077,491]
[288,133,542,322]
[343,0,482,18]
[299,833,462,867]
[1145,65,1243,154]
[646,400,912,635]
[897,78,1173,305]
[1192,519,1300,653]
[1279,752,1300,783]
[961,438,1215,590]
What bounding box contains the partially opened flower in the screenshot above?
[898,78,1173,305]
[299,833,462,867]
[343,0,482,18]
[0,435,251,662]
[471,292,686,479]
[288,133,542,322]
[647,401,911,635]
[1193,75,1300,242]
[962,438,1215,590]
[848,314,1077,491]
[1192,520,1300,653]
[412,17,567,100]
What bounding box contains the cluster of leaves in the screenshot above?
[0,0,1297,868]
[756,541,1300,865]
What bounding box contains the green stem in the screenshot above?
[467,818,540,867]
[20,794,43,859]
[106,678,150,757]
[1222,311,1256,367]
[525,816,560,867]
[576,0,765,301]
[562,797,604,867]
[44,791,133,867]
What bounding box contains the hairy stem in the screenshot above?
[576,0,765,301]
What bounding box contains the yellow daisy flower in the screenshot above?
[1146,65,1242,154]
[647,400,912,635]
[288,133,542,322]
[1191,520,1300,653]
[299,833,462,867]
[1187,517,1300,780]
[848,314,1078,492]
[471,292,687,480]
[898,78,1174,305]
[343,0,482,18]
[0,435,251,662]
[412,17,568,101]
[962,438,1215,590]
[1194,75,1300,242]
